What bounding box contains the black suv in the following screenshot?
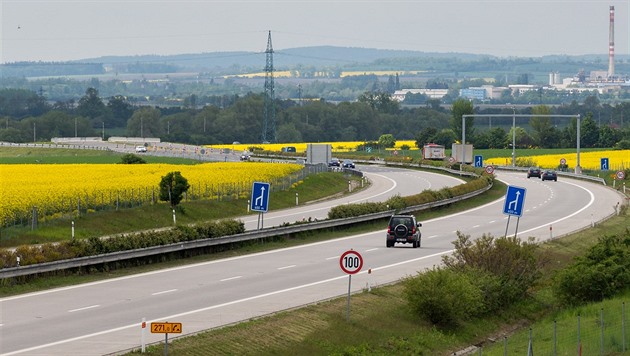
[386,215,422,248]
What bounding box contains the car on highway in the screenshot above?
[527,167,541,178]
[386,214,422,248]
[240,154,250,161]
[342,160,355,169]
[328,158,341,167]
[135,145,147,153]
[541,170,558,181]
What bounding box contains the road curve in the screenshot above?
[0,168,624,356]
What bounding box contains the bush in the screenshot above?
[119,154,146,164]
[443,232,543,308]
[554,230,630,305]
[403,267,483,327]
[327,202,388,219]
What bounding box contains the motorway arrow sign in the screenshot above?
[251,182,270,212]
[503,185,527,217]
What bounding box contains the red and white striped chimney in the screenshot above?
[608,5,615,78]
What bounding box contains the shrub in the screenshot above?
[119,153,146,164]
[403,267,483,327]
[554,230,630,305]
[443,232,543,308]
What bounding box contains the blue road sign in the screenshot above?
[503,185,527,217]
[601,158,609,171]
[251,182,270,212]
[474,155,483,168]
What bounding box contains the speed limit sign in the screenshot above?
[339,250,363,274]
[616,170,626,180]
[485,165,495,174]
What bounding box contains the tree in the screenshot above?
[530,105,553,147]
[159,171,190,208]
[451,98,474,143]
[488,127,507,149]
[414,127,438,148]
[581,114,599,148]
[378,134,396,148]
[127,107,162,138]
[77,88,108,120]
[107,95,134,127]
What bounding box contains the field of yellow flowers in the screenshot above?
[0,162,302,226]
[208,140,419,153]
[486,150,630,171]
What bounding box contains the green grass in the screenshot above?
[0,147,201,164]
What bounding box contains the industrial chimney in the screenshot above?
[608,5,615,79]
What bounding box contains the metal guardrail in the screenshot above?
[0,182,492,279]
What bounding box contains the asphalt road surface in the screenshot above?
[0,168,625,356]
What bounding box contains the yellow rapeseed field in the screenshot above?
[0,162,301,225]
[208,140,419,153]
[486,150,630,171]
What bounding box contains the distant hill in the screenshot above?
[1,46,626,79]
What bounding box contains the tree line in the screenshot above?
[0,88,629,149]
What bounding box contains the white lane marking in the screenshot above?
[426,235,438,239]
[489,220,496,224]
[151,289,177,296]
[220,276,242,282]
[68,305,100,313]
[325,256,337,260]
[4,250,455,356]
[0,324,4,327]
[277,265,296,270]
[366,248,378,252]
[472,225,480,228]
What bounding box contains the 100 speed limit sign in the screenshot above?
[339,250,363,274]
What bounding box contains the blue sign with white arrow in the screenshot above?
[251,182,270,212]
[601,158,609,171]
[474,155,483,168]
[503,185,526,217]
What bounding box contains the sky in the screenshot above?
[1,0,629,64]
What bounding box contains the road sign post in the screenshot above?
[251,182,270,229]
[502,185,527,238]
[151,322,182,356]
[339,250,363,321]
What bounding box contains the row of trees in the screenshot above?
[1,88,629,149]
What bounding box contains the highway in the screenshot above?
[0,166,625,355]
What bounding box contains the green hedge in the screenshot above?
[327,175,493,219]
[0,219,245,268]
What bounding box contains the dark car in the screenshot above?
[342,160,355,169]
[527,167,542,178]
[328,158,341,167]
[386,215,422,248]
[541,170,558,181]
